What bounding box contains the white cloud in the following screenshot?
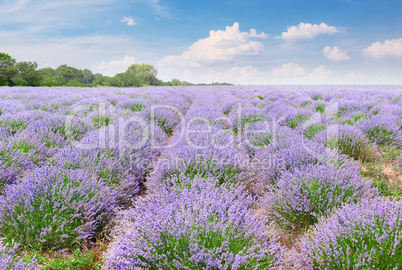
[323,46,350,62]
[198,66,264,85]
[278,23,339,41]
[363,38,402,58]
[121,16,136,26]
[307,65,331,82]
[91,55,136,71]
[346,70,362,79]
[176,63,332,85]
[0,33,143,76]
[159,22,269,67]
[272,63,306,77]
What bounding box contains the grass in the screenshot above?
[379,145,401,163]
[21,236,108,270]
[24,242,107,270]
[34,249,99,270]
[361,150,402,200]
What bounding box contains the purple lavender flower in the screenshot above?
[0,239,38,270]
[293,198,402,269]
[104,176,285,269]
[0,166,117,250]
[260,162,378,230]
[315,124,378,162]
[252,127,342,189]
[359,113,402,146]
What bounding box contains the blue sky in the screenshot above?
[1,0,402,84]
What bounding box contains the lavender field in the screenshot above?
[1,85,402,269]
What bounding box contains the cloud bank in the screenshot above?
[159,22,269,67]
[279,23,339,40]
[363,38,402,58]
[323,46,350,62]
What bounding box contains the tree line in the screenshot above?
[0,53,232,87]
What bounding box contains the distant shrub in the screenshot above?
[294,198,402,269]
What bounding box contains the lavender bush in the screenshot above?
[315,124,378,162]
[294,198,402,269]
[0,239,38,270]
[260,162,378,230]
[2,85,402,268]
[104,177,285,269]
[253,128,342,188]
[71,121,166,199]
[284,109,311,130]
[148,125,250,188]
[359,113,402,146]
[243,120,273,156]
[0,166,117,250]
[0,134,51,189]
[302,122,327,139]
[228,105,265,135]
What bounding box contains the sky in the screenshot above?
[1,0,402,85]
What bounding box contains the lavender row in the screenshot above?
[0,87,195,252]
[1,86,402,268]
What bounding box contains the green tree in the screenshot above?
[127,63,158,85]
[171,78,181,86]
[55,65,84,85]
[91,73,106,86]
[12,61,43,86]
[38,67,59,86]
[108,72,142,87]
[82,69,95,85]
[0,53,18,86]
